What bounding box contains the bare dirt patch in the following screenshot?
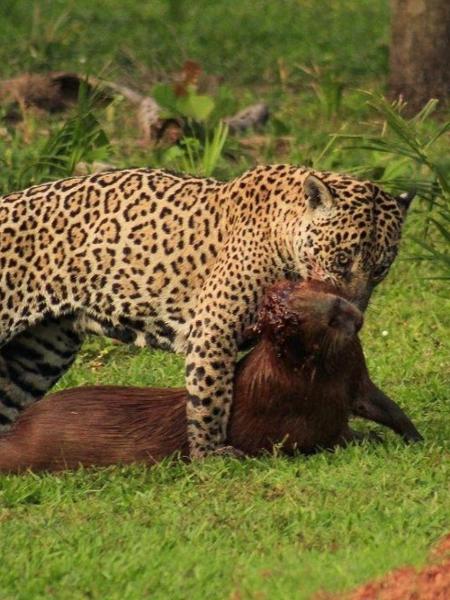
[319,535,450,600]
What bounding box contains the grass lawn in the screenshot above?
[0,2,449,599]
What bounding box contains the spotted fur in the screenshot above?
[0,165,413,455]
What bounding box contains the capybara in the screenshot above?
[0,280,422,472]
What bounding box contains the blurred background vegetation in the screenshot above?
[0,0,390,83]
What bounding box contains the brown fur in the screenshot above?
[0,281,421,472]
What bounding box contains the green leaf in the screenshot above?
[176,93,215,122]
[411,98,439,124]
[162,145,186,163]
[152,83,178,112]
[429,218,450,244]
[201,122,229,177]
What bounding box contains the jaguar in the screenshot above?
[0,164,414,457]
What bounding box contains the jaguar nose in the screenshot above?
[355,294,370,312]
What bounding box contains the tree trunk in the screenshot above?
[389,0,450,114]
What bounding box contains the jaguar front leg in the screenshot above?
[185,310,242,459]
[184,254,265,459]
[183,225,278,459]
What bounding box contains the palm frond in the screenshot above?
[332,91,449,281]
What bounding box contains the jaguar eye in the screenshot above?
[335,252,352,269]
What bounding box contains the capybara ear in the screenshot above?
[304,174,335,211]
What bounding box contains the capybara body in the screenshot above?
[0,281,422,472]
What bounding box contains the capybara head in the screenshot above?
[254,279,363,359]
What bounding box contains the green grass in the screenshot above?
[0,444,448,600]
[0,1,449,599]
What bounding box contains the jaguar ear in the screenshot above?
[396,189,415,210]
[304,174,335,211]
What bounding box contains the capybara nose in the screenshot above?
[328,298,363,337]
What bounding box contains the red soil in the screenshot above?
[345,535,450,600]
